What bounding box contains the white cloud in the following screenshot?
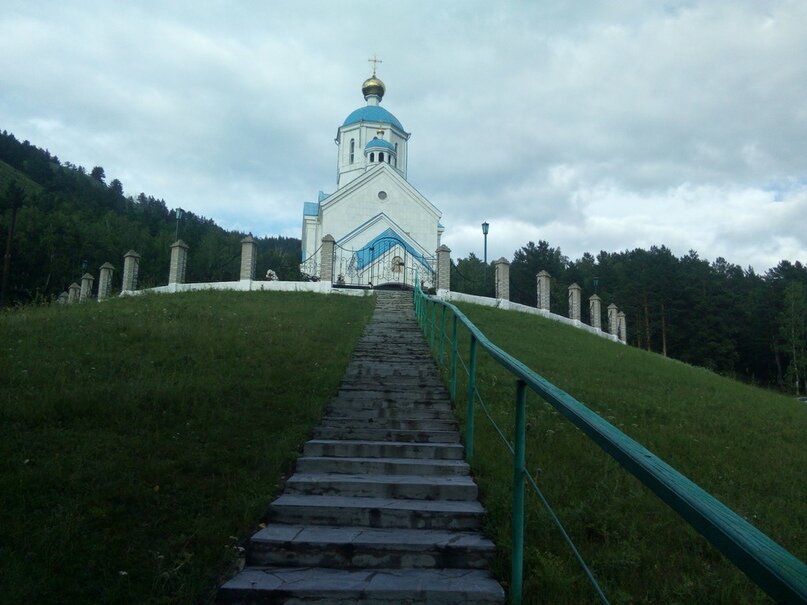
[0,1,805,272]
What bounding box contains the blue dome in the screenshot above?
[342,105,404,131]
[364,137,396,152]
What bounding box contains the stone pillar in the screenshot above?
[79,273,94,302]
[568,283,582,321]
[436,245,451,291]
[607,304,619,336]
[57,291,69,304]
[589,295,602,330]
[122,250,141,292]
[494,257,510,301]
[320,234,335,283]
[97,263,115,300]
[68,283,80,304]
[168,240,189,284]
[240,235,257,280]
[618,311,627,343]
[536,270,551,311]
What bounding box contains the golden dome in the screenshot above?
[362,76,385,100]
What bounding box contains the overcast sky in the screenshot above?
[2,1,806,272]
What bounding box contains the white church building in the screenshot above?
[300,71,444,288]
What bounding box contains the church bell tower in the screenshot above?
[335,66,410,188]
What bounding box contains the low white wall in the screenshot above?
[435,289,621,343]
[122,280,373,297]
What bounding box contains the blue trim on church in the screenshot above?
[342,106,404,131]
[303,202,319,216]
[352,228,433,272]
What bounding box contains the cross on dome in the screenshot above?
[368,54,383,76]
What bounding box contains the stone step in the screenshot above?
[312,426,460,444]
[339,382,445,392]
[331,394,451,408]
[339,375,446,386]
[331,389,452,410]
[247,525,495,569]
[324,406,455,420]
[215,291,506,604]
[218,567,505,604]
[303,439,465,460]
[350,351,432,360]
[284,473,478,501]
[268,495,484,530]
[320,417,457,431]
[295,456,470,476]
[343,363,435,375]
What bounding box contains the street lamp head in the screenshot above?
[481,221,489,235]
[176,208,184,220]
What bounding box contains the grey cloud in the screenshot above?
[0,1,805,271]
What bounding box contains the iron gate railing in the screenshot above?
[333,236,435,288]
[300,244,322,281]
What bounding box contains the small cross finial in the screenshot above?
[368,54,382,76]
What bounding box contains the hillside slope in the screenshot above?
[0,130,302,304]
[445,302,806,604]
[0,290,375,605]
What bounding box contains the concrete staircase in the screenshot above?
[217,291,505,604]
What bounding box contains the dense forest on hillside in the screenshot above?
[0,130,300,305]
[452,242,807,393]
[1,129,805,393]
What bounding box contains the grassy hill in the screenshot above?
[0,130,303,305]
[443,302,807,604]
[0,290,375,604]
[1,291,804,604]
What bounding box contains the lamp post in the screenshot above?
[481,221,490,295]
[175,208,184,240]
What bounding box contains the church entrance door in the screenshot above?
[333,235,435,289]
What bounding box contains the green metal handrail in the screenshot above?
[413,285,807,605]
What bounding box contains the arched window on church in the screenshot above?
[379,152,384,163]
[349,139,355,164]
[370,152,375,162]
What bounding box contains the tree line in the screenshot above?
[2,129,804,393]
[452,241,806,394]
[0,130,301,305]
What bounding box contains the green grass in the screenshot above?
[0,290,374,604]
[433,302,807,604]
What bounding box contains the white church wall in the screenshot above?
[435,290,622,343]
[337,124,366,188]
[322,169,439,254]
[124,280,373,297]
[302,216,319,261]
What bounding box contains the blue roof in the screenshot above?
[364,137,395,152]
[352,228,433,274]
[343,105,404,131]
[303,202,319,216]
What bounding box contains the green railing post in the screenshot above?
[439,305,447,365]
[512,379,527,605]
[430,301,436,349]
[450,314,458,401]
[466,335,477,464]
